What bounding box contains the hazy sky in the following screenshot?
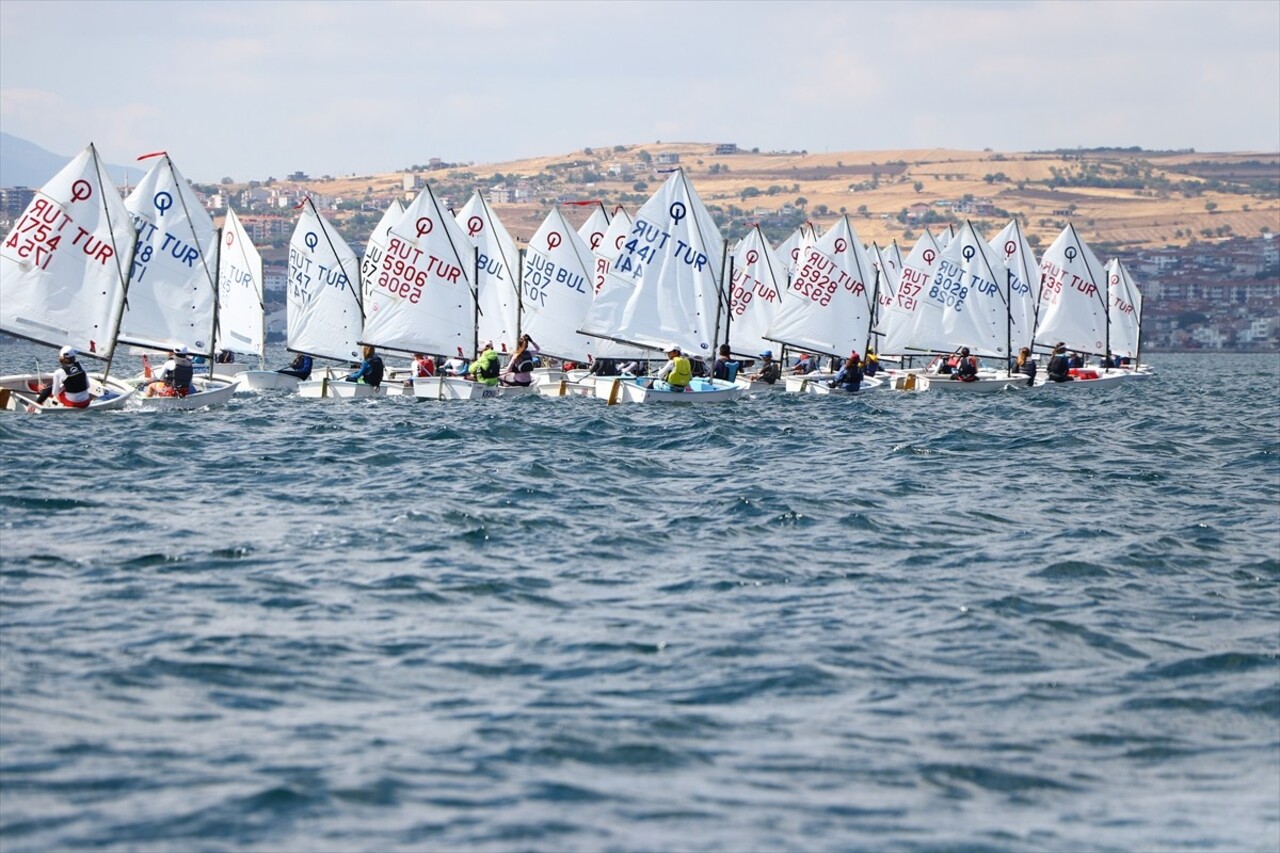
[2,0,1277,184]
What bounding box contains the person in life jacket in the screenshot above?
[711,344,739,382]
[748,350,781,384]
[1014,347,1037,387]
[862,351,881,377]
[36,346,92,408]
[829,351,864,392]
[345,345,385,387]
[501,334,539,387]
[146,345,195,397]
[278,353,313,379]
[468,341,501,386]
[951,347,980,382]
[413,353,436,378]
[792,352,814,375]
[652,345,692,390]
[1046,343,1074,382]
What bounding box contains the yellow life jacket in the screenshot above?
[667,356,692,388]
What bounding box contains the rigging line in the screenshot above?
[307,197,364,319]
[94,143,135,382]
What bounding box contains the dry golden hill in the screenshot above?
[296,143,1280,252]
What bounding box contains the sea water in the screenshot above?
[1,342,1277,852]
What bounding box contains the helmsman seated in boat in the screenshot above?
[649,345,692,391]
[145,346,194,397]
[35,346,92,408]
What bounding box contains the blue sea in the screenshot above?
[1,343,1277,852]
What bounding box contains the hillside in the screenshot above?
[281,142,1280,253]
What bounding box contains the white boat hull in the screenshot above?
[593,376,745,404]
[915,373,1029,393]
[233,370,302,393]
[297,376,383,399]
[1035,368,1148,389]
[412,376,538,401]
[0,372,136,413]
[788,376,886,395]
[135,376,239,410]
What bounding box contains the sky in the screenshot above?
[2,0,1278,184]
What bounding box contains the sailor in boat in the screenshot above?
[747,350,781,385]
[1014,347,1037,387]
[828,351,865,392]
[500,335,538,387]
[413,353,436,378]
[712,345,739,382]
[278,353,313,380]
[950,347,980,382]
[467,342,501,386]
[443,349,469,376]
[863,351,881,377]
[791,353,815,375]
[35,347,92,408]
[1046,343,1074,382]
[588,356,620,378]
[344,345,385,388]
[145,346,194,397]
[215,349,235,364]
[648,345,692,391]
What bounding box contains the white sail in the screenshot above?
[582,207,646,360]
[0,143,136,359]
[360,199,405,300]
[935,221,1017,358]
[214,206,264,360]
[286,198,363,363]
[520,206,601,362]
[589,206,633,297]
[456,192,519,353]
[1035,223,1109,355]
[727,225,785,356]
[879,230,944,356]
[581,170,725,357]
[775,221,819,280]
[117,153,219,354]
[990,219,1038,351]
[937,225,956,249]
[1105,258,1143,359]
[868,242,902,350]
[576,203,611,255]
[765,216,876,358]
[362,184,474,358]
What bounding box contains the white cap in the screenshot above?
[59,346,77,358]
[172,344,189,355]
[666,344,681,354]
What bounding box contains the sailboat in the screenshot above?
[211,206,270,388]
[726,225,786,392]
[877,229,945,374]
[1030,224,1133,388]
[288,198,369,398]
[520,205,610,397]
[909,220,1032,393]
[118,151,238,408]
[764,215,882,394]
[0,143,138,413]
[578,168,743,404]
[1103,258,1149,378]
[357,184,501,401]
[456,191,520,356]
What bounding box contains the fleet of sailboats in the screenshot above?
[0,144,1154,413]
